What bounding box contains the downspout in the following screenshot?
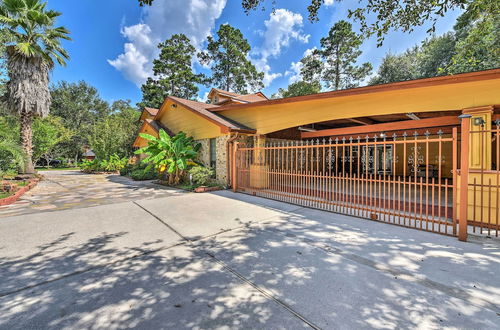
[226,133,240,188]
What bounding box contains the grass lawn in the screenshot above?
[0,191,12,199]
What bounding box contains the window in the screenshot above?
[209,138,217,169]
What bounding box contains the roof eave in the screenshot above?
[212,68,500,112]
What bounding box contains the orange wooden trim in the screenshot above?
[462,105,494,114]
[156,97,256,134]
[212,68,500,113]
[301,116,460,138]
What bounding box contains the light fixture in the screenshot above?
[473,117,485,126]
[298,126,317,132]
[406,113,420,120]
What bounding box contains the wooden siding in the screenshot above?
[134,124,159,148]
[159,99,225,140]
[220,78,500,135]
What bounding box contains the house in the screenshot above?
[82,149,96,160]
[134,68,500,241]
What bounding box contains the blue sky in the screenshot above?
[48,0,461,106]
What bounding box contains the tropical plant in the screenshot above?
[135,130,201,185]
[1,0,70,173]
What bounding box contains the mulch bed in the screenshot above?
[0,178,40,207]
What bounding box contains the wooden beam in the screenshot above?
[347,117,375,125]
[301,116,460,138]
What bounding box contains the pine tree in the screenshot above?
[139,34,204,109]
[199,24,264,93]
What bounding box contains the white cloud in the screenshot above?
[324,0,334,6]
[284,47,317,84]
[108,0,227,87]
[255,9,310,87]
[284,61,303,84]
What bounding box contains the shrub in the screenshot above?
[130,168,158,181]
[189,166,214,186]
[80,155,128,173]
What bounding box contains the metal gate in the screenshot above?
[460,119,500,238]
[233,128,458,236]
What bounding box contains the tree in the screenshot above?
[136,130,201,185]
[272,80,321,99]
[241,0,498,45]
[369,48,420,85]
[369,4,499,85]
[1,0,70,173]
[89,100,140,160]
[199,24,264,93]
[0,115,24,174]
[32,115,72,168]
[50,81,109,163]
[139,34,205,109]
[418,33,456,77]
[302,21,372,91]
[446,6,500,74]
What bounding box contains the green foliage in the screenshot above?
[0,115,24,174]
[120,162,158,180]
[129,167,158,181]
[447,5,500,74]
[89,100,140,159]
[135,130,200,185]
[0,0,71,67]
[369,48,421,85]
[370,6,499,84]
[1,0,70,173]
[272,81,322,99]
[50,81,110,162]
[32,115,72,167]
[189,166,214,186]
[199,24,264,94]
[301,20,372,91]
[241,0,498,46]
[0,140,25,176]
[138,34,205,109]
[80,155,128,173]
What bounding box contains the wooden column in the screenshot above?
[458,114,471,241]
[463,106,493,170]
[250,135,269,188]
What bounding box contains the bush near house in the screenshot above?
[120,162,159,181]
[188,166,214,186]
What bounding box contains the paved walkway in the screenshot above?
[0,171,499,329]
[0,170,183,218]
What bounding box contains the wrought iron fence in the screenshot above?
[234,129,458,236]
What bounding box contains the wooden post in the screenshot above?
[232,142,238,192]
[459,114,471,241]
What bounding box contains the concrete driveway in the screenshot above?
[0,172,499,329]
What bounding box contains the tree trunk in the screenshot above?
[20,111,35,174]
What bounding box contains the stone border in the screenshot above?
[0,179,40,207]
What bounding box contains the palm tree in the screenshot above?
[0,0,70,173]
